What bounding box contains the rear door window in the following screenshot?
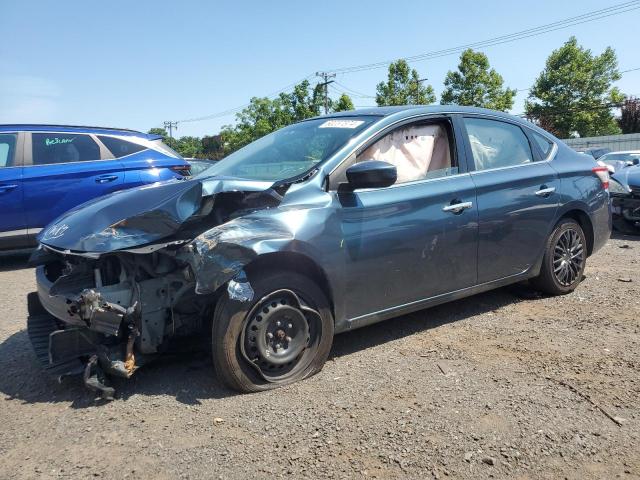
[97,135,147,158]
[32,133,100,165]
[463,118,534,171]
[0,134,17,167]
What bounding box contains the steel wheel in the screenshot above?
[552,227,584,287]
[240,289,321,383]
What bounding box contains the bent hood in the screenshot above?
[38,176,277,253]
[612,165,640,190]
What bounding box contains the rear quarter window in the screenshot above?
[32,133,100,165]
[97,135,147,158]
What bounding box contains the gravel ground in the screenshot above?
[0,235,639,479]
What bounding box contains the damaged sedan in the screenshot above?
[29,106,611,398]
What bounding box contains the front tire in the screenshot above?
[212,270,334,393]
[530,219,587,295]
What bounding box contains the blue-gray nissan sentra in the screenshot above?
[29,106,611,397]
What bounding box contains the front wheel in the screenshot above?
[530,219,587,295]
[212,270,334,393]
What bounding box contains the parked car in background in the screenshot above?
[0,125,191,250]
[29,106,610,398]
[599,151,640,173]
[607,151,640,233]
[576,147,611,159]
[185,157,218,176]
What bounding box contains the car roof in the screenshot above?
[0,124,157,140]
[602,150,640,154]
[314,104,545,133]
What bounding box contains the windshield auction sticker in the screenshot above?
[319,120,365,129]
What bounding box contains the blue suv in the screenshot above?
[0,125,191,250]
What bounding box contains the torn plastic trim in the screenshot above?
[227,271,254,302]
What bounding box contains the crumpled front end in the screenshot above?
[29,175,291,398]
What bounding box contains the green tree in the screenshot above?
[148,127,168,139]
[174,136,203,158]
[525,37,623,138]
[440,49,515,111]
[376,59,436,106]
[219,80,352,154]
[618,96,640,134]
[332,93,355,112]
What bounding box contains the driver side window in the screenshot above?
[356,121,456,184]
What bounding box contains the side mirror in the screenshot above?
[345,160,397,190]
[633,158,640,166]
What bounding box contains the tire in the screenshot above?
[530,219,587,296]
[212,270,334,393]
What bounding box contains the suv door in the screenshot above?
[334,116,478,321]
[23,132,125,236]
[461,116,560,283]
[0,132,26,249]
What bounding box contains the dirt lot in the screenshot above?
[0,235,639,480]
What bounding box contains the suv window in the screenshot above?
[531,131,553,157]
[356,121,456,184]
[32,133,100,165]
[0,134,17,167]
[464,118,533,171]
[97,135,147,158]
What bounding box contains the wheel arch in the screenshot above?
[558,209,594,256]
[243,251,336,320]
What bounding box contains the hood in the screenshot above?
[38,176,278,253]
[612,164,640,189]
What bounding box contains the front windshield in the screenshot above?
[198,117,377,181]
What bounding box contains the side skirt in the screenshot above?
[338,270,535,333]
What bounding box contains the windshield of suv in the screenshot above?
[198,117,377,181]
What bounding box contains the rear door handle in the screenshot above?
[0,184,18,193]
[535,186,556,197]
[95,175,119,184]
[442,201,473,213]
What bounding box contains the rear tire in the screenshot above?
[212,270,334,393]
[530,219,587,295]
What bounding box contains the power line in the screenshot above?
[176,74,315,124]
[328,1,639,74]
[163,121,178,139]
[163,1,639,126]
[316,71,336,114]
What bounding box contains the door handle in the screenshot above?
[442,201,473,213]
[95,175,119,184]
[0,184,18,193]
[535,186,556,197]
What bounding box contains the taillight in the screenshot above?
[592,166,609,190]
[170,165,192,177]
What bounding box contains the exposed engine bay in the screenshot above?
[29,176,293,398]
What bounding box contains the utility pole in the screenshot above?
[163,121,178,140]
[316,71,336,115]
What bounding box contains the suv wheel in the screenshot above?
[531,219,587,295]
[212,270,334,393]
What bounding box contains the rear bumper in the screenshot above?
[590,194,612,255]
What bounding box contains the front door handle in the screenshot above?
[442,201,473,214]
[95,175,119,184]
[535,186,556,197]
[0,184,18,193]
